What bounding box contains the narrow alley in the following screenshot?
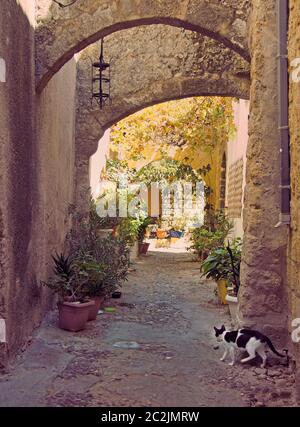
[3,0,300,408]
[0,244,295,407]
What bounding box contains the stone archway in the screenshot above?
[35,0,288,346]
[72,6,289,345]
[0,0,294,381]
[73,25,250,209]
[35,0,250,91]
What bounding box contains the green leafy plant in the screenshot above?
[42,252,87,302]
[206,210,232,233]
[66,201,130,297]
[117,217,141,246]
[189,211,233,259]
[110,98,235,163]
[137,216,152,243]
[73,251,107,297]
[226,241,242,295]
[201,247,229,281]
[52,252,74,282]
[89,196,120,230]
[201,238,242,295]
[136,159,204,186]
[103,159,137,183]
[88,235,130,296]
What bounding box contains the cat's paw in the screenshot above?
[220,358,225,362]
[228,362,235,366]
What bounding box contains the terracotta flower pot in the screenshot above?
[58,300,95,332]
[143,242,150,254]
[157,229,167,239]
[88,296,105,321]
[138,242,150,255]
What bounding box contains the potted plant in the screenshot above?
[87,234,130,306]
[74,252,107,321]
[137,217,152,255]
[63,202,130,323]
[42,253,95,332]
[201,247,229,304]
[188,211,233,261]
[116,217,140,261]
[201,239,242,307]
[77,236,130,320]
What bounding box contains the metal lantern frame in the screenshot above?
[91,38,111,109]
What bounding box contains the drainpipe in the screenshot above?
[275,0,291,227]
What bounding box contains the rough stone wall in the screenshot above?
[288,0,300,401]
[74,25,250,213]
[238,0,289,342]
[0,0,292,379]
[0,1,77,366]
[35,58,77,296]
[35,0,251,91]
[97,25,250,129]
[0,0,36,367]
[226,100,250,239]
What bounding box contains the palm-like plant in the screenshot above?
[42,252,81,302]
[42,252,106,302]
[52,252,74,282]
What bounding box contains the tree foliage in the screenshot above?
[103,158,209,186]
[110,97,235,162]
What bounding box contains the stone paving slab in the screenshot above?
[0,244,296,407]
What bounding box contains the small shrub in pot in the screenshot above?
[41,253,95,332]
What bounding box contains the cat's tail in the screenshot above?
[265,337,288,358]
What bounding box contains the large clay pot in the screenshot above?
[217,279,228,305]
[88,296,105,321]
[58,300,95,332]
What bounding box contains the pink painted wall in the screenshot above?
[89,129,111,198]
[225,99,250,238]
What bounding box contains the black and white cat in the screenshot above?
[214,325,288,368]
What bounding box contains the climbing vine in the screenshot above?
[110,97,235,163]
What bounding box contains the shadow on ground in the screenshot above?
[0,243,295,407]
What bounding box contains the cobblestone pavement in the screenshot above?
[0,241,296,407]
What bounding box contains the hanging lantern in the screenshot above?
[91,38,111,109]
